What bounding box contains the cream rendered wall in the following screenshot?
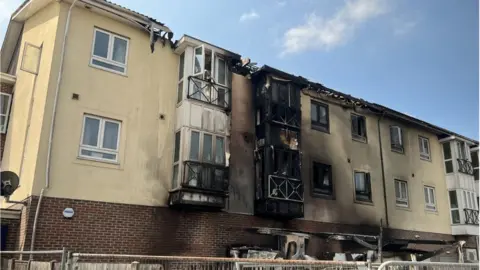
[2,2,62,204]
[381,118,451,234]
[301,92,386,226]
[31,3,178,206]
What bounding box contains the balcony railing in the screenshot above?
[464,208,479,225]
[182,160,229,193]
[458,159,474,175]
[187,76,230,110]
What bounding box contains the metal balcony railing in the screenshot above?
[458,159,474,175]
[182,161,229,193]
[187,76,230,110]
[464,208,479,225]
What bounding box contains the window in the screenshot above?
[394,180,408,207]
[193,45,204,76]
[418,136,431,160]
[91,28,128,74]
[390,126,404,153]
[311,101,329,132]
[0,93,12,133]
[443,142,453,173]
[457,141,467,160]
[351,114,367,142]
[172,131,181,188]
[177,53,185,103]
[215,56,229,107]
[354,171,371,202]
[471,151,479,180]
[189,130,226,165]
[79,115,121,162]
[312,162,333,196]
[449,190,460,224]
[424,186,436,211]
[463,190,477,210]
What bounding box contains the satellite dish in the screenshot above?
[1,171,19,197]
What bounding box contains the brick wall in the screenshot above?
[0,82,14,163]
[18,196,455,257]
[1,217,19,251]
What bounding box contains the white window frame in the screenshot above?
[79,114,121,163]
[215,56,228,87]
[177,52,185,104]
[390,126,403,153]
[457,140,468,160]
[172,130,182,189]
[0,93,12,134]
[188,129,226,165]
[394,180,409,207]
[424,186,437,211]
[419,136,431,161]
[90,28,129,75]
[443,142,454,174]
[192,45,205,77]
[471,149,479,181]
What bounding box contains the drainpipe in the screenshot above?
[377,112,389,227]
[29,0,79,258]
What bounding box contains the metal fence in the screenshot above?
[71,253,371,270]
[377,261,479,270]
[0,249,68,270]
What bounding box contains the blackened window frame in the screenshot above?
[311,162,334,198]
[351,113,367,143]
[354,171,372,203]
[311,100,329,133]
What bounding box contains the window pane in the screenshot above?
[190,131,200,160]
[80,149,116,161]
[423,139,430,154]
[203,134,213,162]
[194,47,203,74]
[172,165,178,188]
[311,103,318,122]
[217,58,226,85]
[102,121,119,150]
[174,131,180,162]
[443,143,452,160]
[0,94,10,115]
[0,115,6,132]
[93,31,109,58]
[178,53,185,80]
[82,117,100,146]
[217,88,226,107]
[351,115,359,135]
[452,210,460,224]
[471,151,478,168]
[319,106,327,124]
[445,160,453,173]
[355,172,365,192]
[395,181,400,198]
[215,137,225,164]
[419,138,423,153]
[474,168,479,181]
[177,81,183,103]
[91,59,125,73]
[449,191,458,208]
[112,37,127,63]
[464,191,468,207]
[429,188,435,204]
[400,182,407,199]
[424,188,429,204]
[390,126,401,146]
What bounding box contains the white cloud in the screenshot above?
[393,18,418,36]
[281,0,388,55]
[239,10,259,22]
[277,1,287,7]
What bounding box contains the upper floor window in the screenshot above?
[394,180,408,207]
[271,81,298,108]
[443,142,453,173]
[457,141,468,160]
[351,114,367,143]
[80,114,121,162]
[424,186,436,211]
[189,130,225,165]
[390,126,403,153]
[354,171,371,202]
[449,190,460,224]
[0,93,12,133]
[312,162,333,196]
[463,190,477,210]
[471,150,479,180]
[418,136,431,161]
[172,131,181,188]
[91,28,129,75]
[177,53,185,103]
[311,101,329,133]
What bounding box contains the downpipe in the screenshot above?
[377,112,389,227]
[29,0,78,258]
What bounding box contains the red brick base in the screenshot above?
[13,196,455,258]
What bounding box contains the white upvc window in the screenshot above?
[189,130,226,165]
[463,190,477,210]
[390,126,404,153]
[172,130,181,189]
[0,93,12,133]
[419,136,431,160]
[449,190,460,224]
[79,114,121,162]
[457,141,468,160]
[193,45,204,76]
[394,180,409,207]
[91,28,129,75]
[424,186,437,211]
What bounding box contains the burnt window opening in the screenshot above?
[390,126,404,153]
[351,114,367,143]
[354,171,372,202]
[271,103,301,128]
[273,149,300,179]
[312,162,333,196]
[311,101,329,133]
[271,81,298,108]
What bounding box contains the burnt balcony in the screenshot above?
[458,159,474,175]
[187,76,230,110]
[464,208,479,225]
[168,161,229,210]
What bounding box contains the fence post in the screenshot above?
[60,247,67,270]
[7,258,15,270]
[27,259,32,270]
[131,261,140,270]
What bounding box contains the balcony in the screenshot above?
[457,159,474,175]
[464,208,479,225]
[187,76,230,110]
[169,161,229,210]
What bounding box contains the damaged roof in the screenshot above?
[254,65,478,145]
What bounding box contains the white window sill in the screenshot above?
[75,156,122,170]
[420,156,431,162]
[89,63,127,77]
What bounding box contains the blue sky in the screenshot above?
[1,0,478,139]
